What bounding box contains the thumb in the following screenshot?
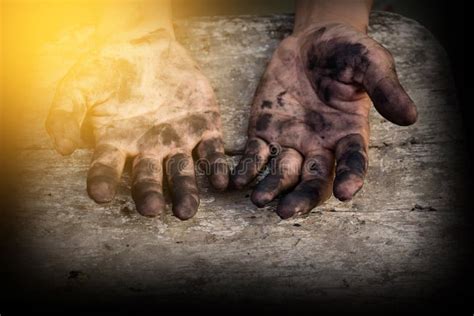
[45,76,87,155]
[363,45,418,126]
[46,110,82,155]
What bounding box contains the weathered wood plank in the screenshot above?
[11,184,469,304]
[9,12,470,306]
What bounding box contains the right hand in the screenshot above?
[46,31,229,220]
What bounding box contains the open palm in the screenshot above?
[232,23,417,219]
[46,32,229,219]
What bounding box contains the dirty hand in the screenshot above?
[232,22,417,219]
[46,32,229,219]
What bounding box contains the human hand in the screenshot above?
[46,31,229,219]
[232,22,417,219]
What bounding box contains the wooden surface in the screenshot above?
[8,12,470,308]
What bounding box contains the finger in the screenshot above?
[45,75,88,155]
[87,144,126,203]
[166,153,200,220]
[363,48,418,126]
[333,134,368,201]
[196,136,229,191]
[251,147,303,207]
[231,137,270,189]
[131,155,165,217]
[276,150,334,219]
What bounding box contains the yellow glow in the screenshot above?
[0,0,294,153]
[1,0,108,155]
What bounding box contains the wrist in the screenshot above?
[293,0,371,34]
[96,0,174,43]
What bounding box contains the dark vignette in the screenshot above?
[0,0,471,314]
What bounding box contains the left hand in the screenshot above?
[232,22,417,219]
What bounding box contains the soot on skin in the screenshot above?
[304,110,331,133]
[167,153,188,174]
[140,121,188,148]
[306,27,327,71]
[341,151,366,176]
[131,180,165,216]
[263,174,283,190]
[308,160,320,173]
[157,124,180,145]
[335,171,354,184]
[370,85,389,108]
[187,114,208,135]
[253,174,283,205]
[336,150,366,185]
[297,180,322,197]
[200,137,223,157]
[307,50,318,72]
[91,145,119,162]
[305,158,330,179]
[306,40,370,86]
[313,77,333,103]
[345,141,363,153]
[245,138,263,154]
[280,179,326,217]
[323,86,332,102]
[323,42,369,79]
[132,181,162,196]
[261,100,273,109]
[87,164,119,184]
[256,113,273,131]
[167,154,198,192]
[277,91,286,107]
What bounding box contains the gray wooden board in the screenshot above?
[8,12,470,305]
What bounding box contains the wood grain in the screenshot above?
[9,12,470,306]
